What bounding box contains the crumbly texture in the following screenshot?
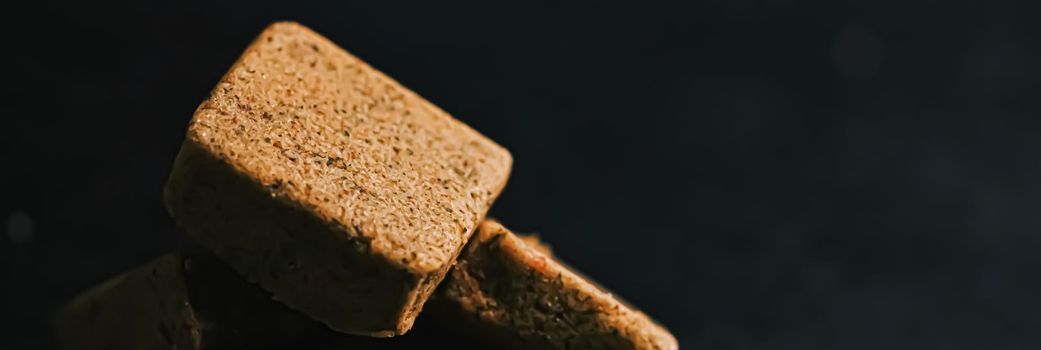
[163,22,511,336]
[432,221,679,350]
[53,249,484,350]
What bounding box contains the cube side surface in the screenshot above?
[164,22,511,336]
[432,221,679,350]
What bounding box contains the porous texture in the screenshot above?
[432,221,679,350]
[53,249,483,350]
[163,21,511,336]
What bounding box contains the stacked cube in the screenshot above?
[56,22,677,350]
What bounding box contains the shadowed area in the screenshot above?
[4,0,1041,349]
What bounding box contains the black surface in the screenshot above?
[4,1,1041,349]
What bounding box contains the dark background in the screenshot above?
[4,0,1041,348]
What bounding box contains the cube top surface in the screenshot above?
[187,22,511,273]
